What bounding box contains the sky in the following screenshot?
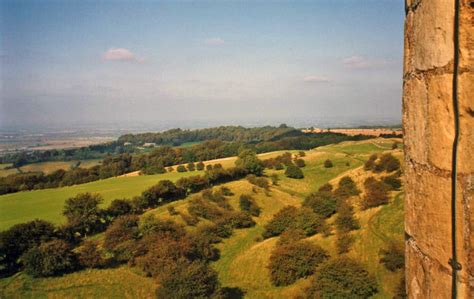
[0,0,405,130]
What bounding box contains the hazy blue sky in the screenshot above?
[1,0,404,129]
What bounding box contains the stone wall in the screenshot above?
[403,0,473,297]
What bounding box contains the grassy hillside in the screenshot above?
[0,160,102,177]
[0,151,293,230]
[0,138,404,298]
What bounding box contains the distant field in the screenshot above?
[0,138,404,298]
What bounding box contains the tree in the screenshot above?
[22,240,77,277]
[269,241,329,286]
[106,199,132,218]
[235,149,264,176]
[196,161,205,171]
[334,176,360,199]
[63,193,104,236]
[155,260,220,299]
[303,191,337,218]
[307,257,378,298]
[177,165,187,172]
[276,228,306,246]
[285,165,304,179]
[103,215,140,262]
[187,162,196,171]
[324,159,333,168]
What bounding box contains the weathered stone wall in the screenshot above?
[403,0,473,298]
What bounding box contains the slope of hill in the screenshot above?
[0,138,403,298]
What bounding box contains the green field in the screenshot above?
[0,139,404,298]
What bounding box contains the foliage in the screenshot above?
[239,194,261,216]
[307,257,378,298]
[22,240,77,277]
[263,206,325,238]
[187,162,196,171]
[235,149,264,176]
[63,193,104,236]
[362,177,389,210]
[103,215,141,262]
[374,153,400,173]
[318,183,333,192]
[294,158,306,168]
[196,161,205,171]
[0,219,57,275]
[382,174,402,190]
[334,176,360,200]
[246,175,270,189]
[336,232,354,254]
[379,242,405,272]
[176,165,187,173]
[276,228,307,246]
[155,260,220,299]
[106,199,133,218]
[324,159,333,168]
[285,165,304,179]
[269,241,329,286]
[188,198,224,221]
[77,240,105,269]
[335,202,360,232]
[303,191,337,218]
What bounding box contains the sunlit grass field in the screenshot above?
[0,160,102,177]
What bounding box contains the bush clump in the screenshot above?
[285,165,304,179]
[324,159,333,168]
[303,191,337,218]
[77,240,105,269]
[361,177,389,210]
[276,228,307,246]
[295,159,306,168]
[306,257,378,298]
[336,232,354,254]
[335,202,360,232]
[22,239,77,277]
[379,242,405,272]
[177,165,187,172]
[334,176,360,200]
[263,206,325,238]
[269,241,329,286]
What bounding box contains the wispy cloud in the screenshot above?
[103,48,144,63]
[204,38,225,46]
[303,75,330,83]
[342,55,387,69]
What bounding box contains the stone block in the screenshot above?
[403,76,428,165]
[412,0,454,70]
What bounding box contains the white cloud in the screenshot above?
[103,48,144,63]
[303,75,330,83]
[342,55,386,69]
[204,38,225,46]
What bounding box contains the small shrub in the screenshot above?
[187,198,223,221]
[269,241,329,286]
[187,162,196,171]
[107,199,133,218]
[295,159,306,168]
[362,177,389,210]
[177,165,187,172]
[167,206,179,216]
[303,191,337,218]
[394,275,407,299]
[206,164,213,171]
[22,240,77,277]
[219,186,233,196]
[318,183,333,192]
[247,175,270,189]
[334,176,360,200]
[374,153,400,173]
[324,159,333,168]
[263,206,325,238]
[392,142,399,149]
[336,232,354,254]
[382,174,402,190]
[379,242,405,272]
[274,163,284,170]
[77,240,105,268]
[276,228,306,246]
[218,211,256,229]
[180,212,200,226]
[364,154,378,171]
[335,202,360,232]
[155,260,219,299]
[298,151,306,157]
[285,165,304,179]
[196,161,205,171]
[167,167,174,172]
[239,194,261,216]
[307,257,378,298]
